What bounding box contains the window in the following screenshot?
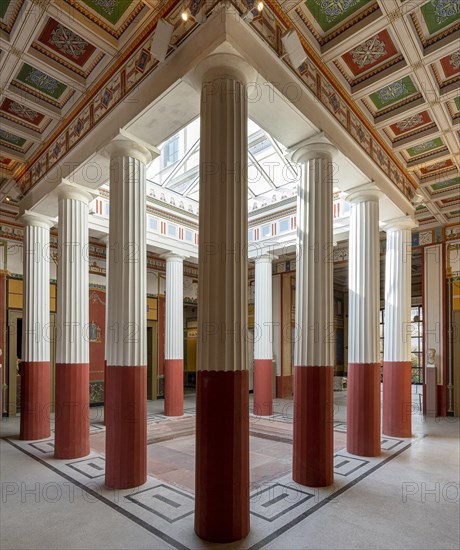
[168,224,177,237]
[148,217,158,231]
[185,229,193,242]
[163,135,179,168]
[279,218,290,233]
[261,224,271,238]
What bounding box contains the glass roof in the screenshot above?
[146,118,304,211]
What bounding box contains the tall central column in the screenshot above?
[20,211,54,441]
[383,218,417,437]
[347,190,382,457]
[104,135,158,489]
[189,53,254,543]
[291,142,338,487]
[164,253,184,416]
[55,182,93,459]
[253,254,274,416]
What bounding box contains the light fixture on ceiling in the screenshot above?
[242,1,264,22]
[4,196,10,203]
[150,19,174,63]
[181,7,191,21]
[281,29,307,69]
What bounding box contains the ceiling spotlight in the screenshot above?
[150,19,174,63]
[181,7,191,21]
[257,1,264,11]
[281,29,307,69]
[4,196,10,203]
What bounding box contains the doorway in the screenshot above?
[7,310,56,417]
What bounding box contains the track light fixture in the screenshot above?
[281,29,307,69]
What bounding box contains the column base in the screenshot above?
[105,365,147,489]
[383,361,412,438]
[54,363,90,459]
[164,359,184,416]
[347,362,381,457]
[253,359,272,416]
[19,361,51,441]
[293,366,334,487]
[275,375,293,398]
[195,370,249,543]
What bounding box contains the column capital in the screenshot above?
[57,180,98,205]
[254,252,278,264]
[162,252,185,262]
[186,53,256,91]
[103,129,160,165]
[19,210,56,230]
[382,216,418,232]
[288,140,339,164]
[346,187,383,205]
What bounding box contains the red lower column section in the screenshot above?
[103,360,106,426]
[195,370,249,543]
[19,361,51,441]
[54,363,90,459]
[164,359,184,416]
[105,365,147,489]
[383,361,412,438]
[293,366,334,487]
[253,359,272,416]
[347,362,381,457]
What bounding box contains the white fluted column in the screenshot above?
[19,211,54,441]
[291,142,338,487]
[347,189,382,457]
[383,217,417,437]
[188,52,255,543]
[164,253,184,416]
[54,182,93,459]
[253,253,275,416]
[103,134,159,490]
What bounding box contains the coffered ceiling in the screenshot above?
[0,0,458,229]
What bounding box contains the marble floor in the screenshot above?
[1,387,459,550]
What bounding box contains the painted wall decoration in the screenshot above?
[89,288,105,403]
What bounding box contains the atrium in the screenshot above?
[0,1,459,549]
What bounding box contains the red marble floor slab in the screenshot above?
[89,416,347,493]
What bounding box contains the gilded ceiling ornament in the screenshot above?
[351,36,387,68]
[378,81,408,103]
[0,129,22,144]
[395,113,424,131]
[450,51,460,70]
[49,24,89,59]
[93,0,118,16]
[9,102,39,121]
[25,69,59,93]
[311,0,361,23]
[412,140,437,153]
[432,0,459,24]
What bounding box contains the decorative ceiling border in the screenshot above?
[16,1,416,203]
